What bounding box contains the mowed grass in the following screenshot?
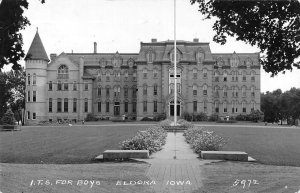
[198,125,300,167]
[0,124,151,164]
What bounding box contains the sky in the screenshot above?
[4,0,300,93]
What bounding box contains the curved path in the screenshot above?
[141,132,214,193]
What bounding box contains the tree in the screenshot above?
[249,110,264,123]
[0,0,45,71]
[1,109,15,125]
[190,0,300,75]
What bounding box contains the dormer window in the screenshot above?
[217,58,224,67]
[146,51,154,63]
[170,52,180,63]
[230,53,239,67]
[196,51,204,63]
[246,57,253,67]
[58,65,69,79]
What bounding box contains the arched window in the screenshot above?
[170,83,174,94]
[106,86,110,97]
[232,71,238,82]
[193,69,197,79]
[97,71,101,81]
[143,69,147,79]
[124,86,128,98]
[217,57,224,67]
[215,101,219,113]
[223,101,227,113]
[203,84,207,96]
[193,85,197,96]
[73,81,77,91]
[203,100,207,113]
[251,86,255,97]
[242,86,247,97]
[170,50,180,63]
[223,86,228,97]
[242,101,246,113]
[153,84,158,96]
[49,81,52,91]
[196,51,204,63]
[223,71,228,82]
[215,86,219,97]
[242,71,247,81]
[147,51,154,63]
[27,74,31,85]
[124,71,129,81]
[133,71,137,81]
[232,101,238,113]
[106,71,110,81]
[33,73,36,85]
[251,71,255,82]
[153,69,158,78]
[57,81,62,91]
[214,71,219,82]
[84,98,88,113]
[132,86,137,98]
[230,53,239,67]
[246,57,253,67]
[251,101,255,111]
[97,86,101,97]
[114,86,120,97]
[203,68,208,78]
[58,65,69,79]
[193,101,197,113]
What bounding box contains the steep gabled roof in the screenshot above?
[25,30,49,61]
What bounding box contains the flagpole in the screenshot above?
[174,0,177,126]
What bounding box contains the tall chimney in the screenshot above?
[193,38,199,43]
[94,42,97,54]
[151,39,157,43]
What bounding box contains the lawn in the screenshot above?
[0,124,151,164]
[196,125,300,167]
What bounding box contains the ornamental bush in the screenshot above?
[178,119,194,129]
[120,123,167,154]
[1,109,15,125]
[183,124,227,153]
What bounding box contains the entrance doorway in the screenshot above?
[169,100,181,117]
[114,102,120,116]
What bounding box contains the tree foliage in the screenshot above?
[0,0,45,71]
[190,0,300,75]
[261,88,300,124]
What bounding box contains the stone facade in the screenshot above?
[25,32,260,125]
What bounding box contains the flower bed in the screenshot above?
[120,122,167,154]
[183,123,227,154]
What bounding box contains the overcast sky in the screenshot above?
[5,0,299,92]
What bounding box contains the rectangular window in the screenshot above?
[154,101,157,113]
[224,92,227,97]
[64,82,68,90]
[84,100,88,112]
[124,88,128,98]
[49,81,52,91]
[27,111,30,119]
[204,101,207,113]
[49,98,52,113]
[57,81,62,91]
[98,88,101,97]
[32,113,36,120]
[154,85,157,96]
[243,107,246,113]
[203,90,207,96]
[215,77,219,82]
[224,77,227,82]
[73,98,77,112]
[85,83,88,91]
[132,102,136,113]
[243,76,246,81]
[193,101,197,112]
[33,91,36,102]
[64,98,68,112]
[106,88,110,97]
[193,90,197,96]
[143,87,147,95]
[57,98,62,112]
[98,102,101,112]
[106,102,109,113]
[27,91,30,102]
[251,76,255,81]
[27,75,30,85]
[143,101,147,112]
[73,82,77,91]
[251,92,255,97]
[125,102,128,113]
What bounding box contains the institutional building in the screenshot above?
[25,31,260,124]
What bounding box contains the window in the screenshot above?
[143,85,147,95]
[232,71,238,82]
[124,87,128,98]
[98,102,101,112]
[242,86,246,97]
[232,101,238,113]
[97,71,101,81]
[73,82,77,91]
[27,111,30,119]
[214,71,219,82]
[242,71,246,81]
[33,73,36,85]
[154,101,157,113]
[242,102,246,113]
[223,101,227,113]
[84,82,88,90]
[203,85,207,96]
[223,87,227,97]
[114,86,120,97]
[73,98,77,112]
[49,81,52,91]
[215,87,219,97]
[251,101,255,112]
[97,87,101,97]
[27,74,30,85]
[32,112,36,120]
[124,71,128,81]
[64,82,68,90]
[204,101,207,113]
[57,98,62,112]
[106,87,110,97]
[27,91,30,102]
[193,85,197,96]
[147,51,154,63]
[58,65,69,79]
[106,102,109,113]
[230,53,239,67]
[177,83,181,94]
[133,71,137,81]
[63,98,68,112]
[170,52,180,63]
[203,69,207,78]
[57,81,62,91]
[132,102,137,113]
[193,69,197,79]
[193,101,197,113]
[143,69,147,79]
[125,102,128,113]
[84,99,88,112]
[251,87,255,97]
[251,71,255,82]
[33,91,36,102]
[170,83,174,94]
[215,101,219,113]
[153,69,158,78]
[196,51,204,63]
[223,71,227,82]
[106,71,110,81]
[132,86,137,98]
[154,84,158,96]
[49,98,52,113]
[143,101,147,112]
[114,71,120,81]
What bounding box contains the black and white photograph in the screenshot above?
[0,0,300,192]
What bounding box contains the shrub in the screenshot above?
[153,113,166,121]
[183,125,227,153]
[248,110,264,122]
[157,119,172,127]
[182,112,192,121]
[216,120,237,123]
[178,119,194,129]
[120,125,167,154]
[1,109,15,125]
[194,112,208,121]
[140,117,154,121]
[85,113,98,122]
[208,114,219,122]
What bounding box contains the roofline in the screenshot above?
[65,53,139,55]
[140,41,210,46]
[211,52,260,55]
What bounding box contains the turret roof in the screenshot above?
[25,30,49,61]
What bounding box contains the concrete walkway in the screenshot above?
[142,132,213,193]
